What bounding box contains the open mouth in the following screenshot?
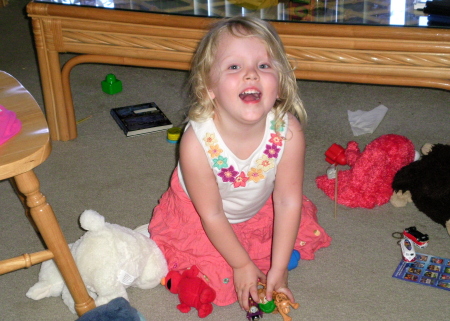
[239,89,261,102]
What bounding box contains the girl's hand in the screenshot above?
[233,262,266,311]
[265,267,295,303]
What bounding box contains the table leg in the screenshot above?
[14,170,95,316]
[30,18,72,141]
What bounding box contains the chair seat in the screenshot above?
[0,71,50,180]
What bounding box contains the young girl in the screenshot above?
[149,16,331,311]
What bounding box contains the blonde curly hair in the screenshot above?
[187,16,306,126]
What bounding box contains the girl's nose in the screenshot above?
[244,67,259,80]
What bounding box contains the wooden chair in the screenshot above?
[0,71,95,316]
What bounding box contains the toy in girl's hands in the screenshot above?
[391,143,450,235]
[256,283,299,321]
[273,292,300,321]
[257,284,276,313]
[316,134,416,208]
[258,299,276,314]
[247,297,263,320]
[162,265,216,318]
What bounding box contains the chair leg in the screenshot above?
[8,178,39,233]
[13,170,96,317]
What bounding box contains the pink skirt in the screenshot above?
[149,169,331,306]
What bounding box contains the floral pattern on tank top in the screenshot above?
[202,119,286,188]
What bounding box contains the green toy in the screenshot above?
[102,74,122,95]
[259,299,276,313]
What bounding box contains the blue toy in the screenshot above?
[288,250,301,271]
[76,297,145,321]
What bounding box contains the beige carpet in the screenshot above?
[1,1,450,320]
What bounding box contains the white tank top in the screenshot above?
[178,111,288,223]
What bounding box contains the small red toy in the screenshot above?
[162,265,216,318]
[403,226,429,248]
[324,143,347,165]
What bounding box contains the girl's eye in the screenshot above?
[259,63,270,69]
[229,65,240,70]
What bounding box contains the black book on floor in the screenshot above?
[110,102,173,137]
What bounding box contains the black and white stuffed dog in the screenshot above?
[391,143,450,235]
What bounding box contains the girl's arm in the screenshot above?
[266,113,305,302]
[179,126,266,310]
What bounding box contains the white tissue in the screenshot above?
[348,105,388,136]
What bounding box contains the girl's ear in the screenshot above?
[207,88,216,100]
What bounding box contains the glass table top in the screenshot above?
[33,0,447,28]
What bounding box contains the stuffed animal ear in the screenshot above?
[79,209,105,231]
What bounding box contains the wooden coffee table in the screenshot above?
[27,0,450,141]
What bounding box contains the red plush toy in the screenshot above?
[163,265,216,318]
[316,134,416,209]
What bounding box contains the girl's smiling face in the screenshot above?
[207,32,280,127]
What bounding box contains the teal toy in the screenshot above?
[167,127,182,143]
[102,74,122,95]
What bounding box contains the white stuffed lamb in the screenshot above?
[26,210,168,314]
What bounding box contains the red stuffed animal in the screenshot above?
[316,134,416,208]
[163,265,216,318]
